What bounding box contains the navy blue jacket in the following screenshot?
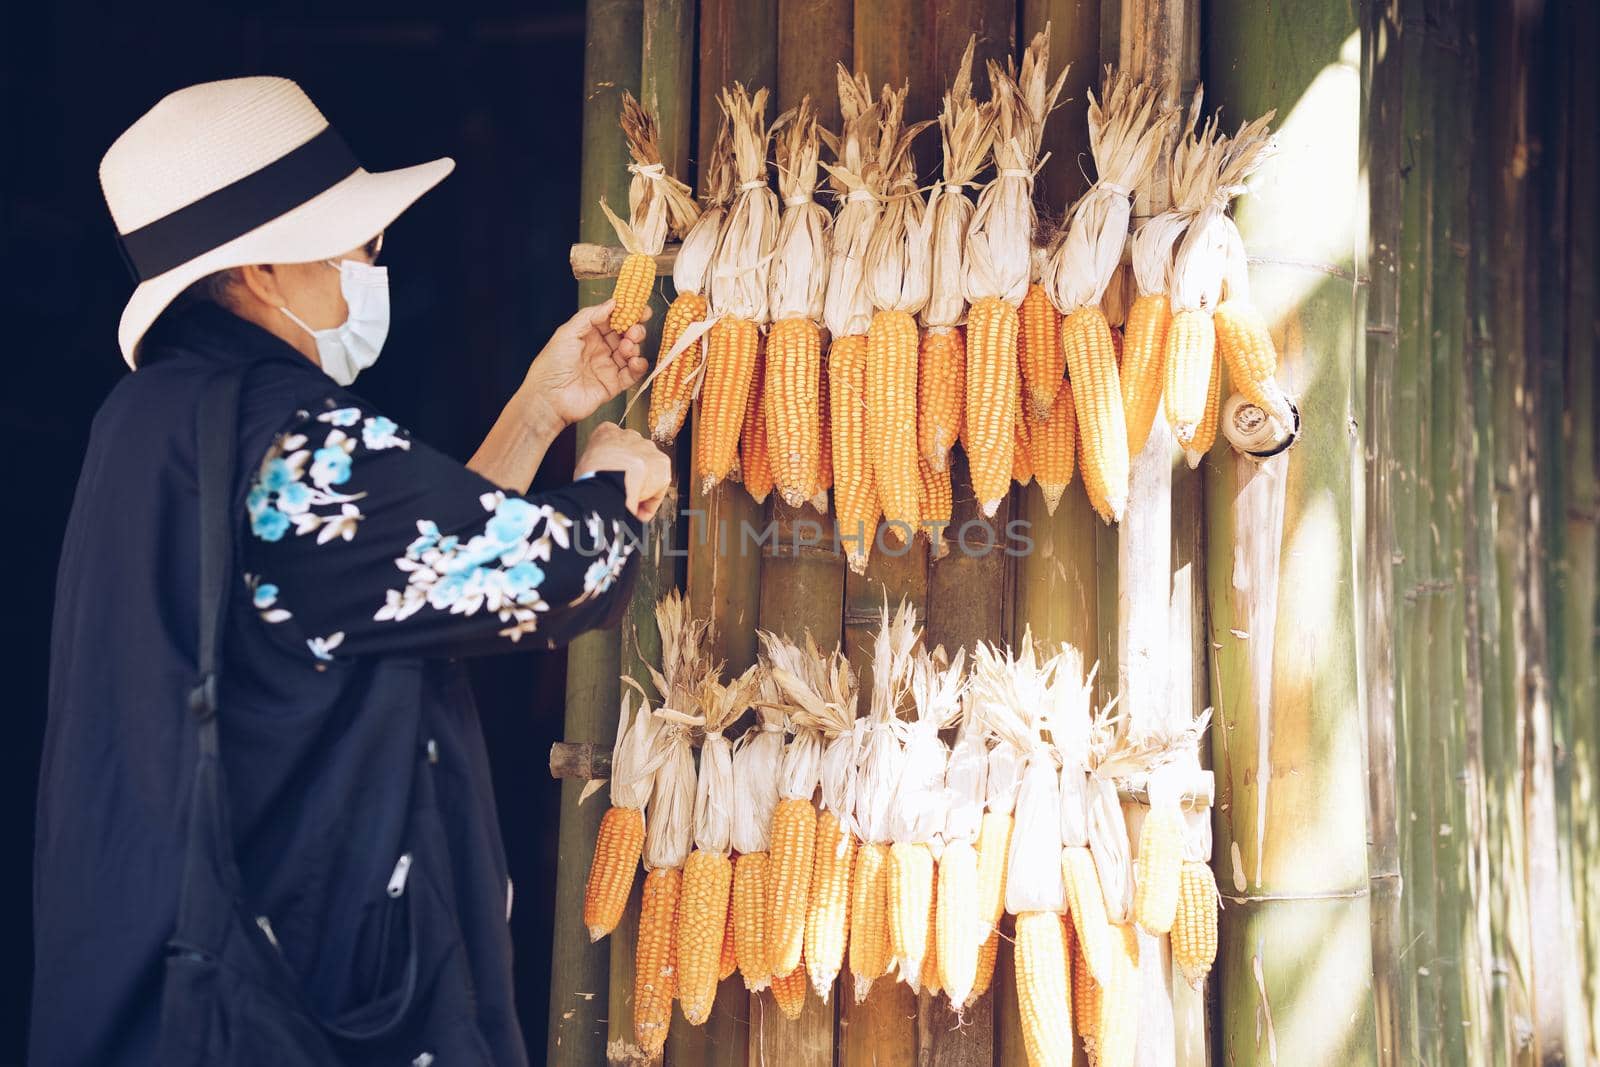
[34,303,641,1065]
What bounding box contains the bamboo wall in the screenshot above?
[550,0,1600,1064]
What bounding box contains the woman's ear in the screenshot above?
[236,263,283,308]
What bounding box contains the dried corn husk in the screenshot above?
[731,671,787,856]
[892,645,967,850]
[1172,110,1275,313]
[853,599,921,847]
[963,28,1069,306]
[1129,91,1219,300]
[692,665,762,856]
[769,97,832,322]
[708,85,778,324]
[610,689,662,812]
[1043,69,1173,315]
[863,85,934,315]
[925,39,994,331]
[772,633,861,827]
[673,116,733,299]
[943,697,988,849]
[1049,650,1097,849]
[821,66,883,340]
[600,91,700,259]
[637,592,714,871]
[762,631,827,803]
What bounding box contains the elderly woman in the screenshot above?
[33,77,672,1066]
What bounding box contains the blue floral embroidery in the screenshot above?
[307,632,346,661]
[243,573,292,624]
[361,416,404,451]
[310,446,353,488]
[249,404,413,547]
[323,407,362,427]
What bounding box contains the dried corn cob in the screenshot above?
[768,317,823,507]
[582,692,656,940]
[1120,292,1171,453]
[965,297,1020,514]
[849,841,892,997]
[1215,297,1292,424]
[814,353,833,506]
[1019,282,1064,420]
[1063,846,1114,983]
[829,334,877,572]
[1173,860,1219,987]
[1029,375,1076,515]
[867,309,923,539]
[918,457,953,555]
[1184,347,1223,468]
[806,809,857,1000]
[918,328,966,472]
[719,875,739,980]
[1162,308,1215,444]
[937,838,981,1006]
[697,318,760,489]
[732,850,770,988]
[887,841,935,991]
[771,962,809,1020]
[768,796,817,974]
[1015,911,1074,1067]
[1095,921,1141,1067]
[1070,921,1100,1057]
[920,869,941,995]
[738,339,773,504]
[1132,803,1184,935]
[971,925,1000,1003]
[632,866,680,1056]
[1012,381,1035,486]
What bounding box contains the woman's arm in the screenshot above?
[468,299,651,491]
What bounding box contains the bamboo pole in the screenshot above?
[549,3,643,1063]
[1202,1,1377,1063]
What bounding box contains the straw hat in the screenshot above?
[101,76,454,367]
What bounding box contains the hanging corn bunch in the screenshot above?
[766,98,833,508]
[849,599,921,1002]
[863,85,934,545]
[921,39,992,475]
[729,672,787,991]
[600,92,700,334]
[698,85,777,492]
[1121,92,1218,456]
[582,690,659,941]
[822,68,885,571]
[675,663,761,1025]
[647,118,733,445]
[1043,70,1172,523]
[887,645,965,991]
[1213,114,1290,430]
[760,631,827,979]
[963,29,1070,517]
[937,695,988,1010]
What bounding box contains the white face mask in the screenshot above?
[279,258,390,386]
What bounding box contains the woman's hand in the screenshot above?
[522,300,652,429]
[575,422,673,522]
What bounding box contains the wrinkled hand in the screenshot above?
[524,300,652,428]
[575,422,673,522]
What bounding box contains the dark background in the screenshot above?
[3,1,593,1061]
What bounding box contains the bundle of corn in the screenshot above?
[822,68,885,571]
[936,695,989,1010]
[759,631,826,978]
[766,98,832,507]
[729,672,787,991]
[849,599,921,1002]
[987,633,1073,1067]
[1212,115,1288,433]
[966,642,1029,1001]
[582,690,658,941]
[698,85,777,492]
[675,663,761,1025]
[887,645,966,991]
[776,637,862,1001]
[1042,70,1172,523]
[921,39,993,475]
[1121,92,1219,456]
[962,29,1070,516]
[863,85,933,545]
[647,117,733,446]
[600,92,700,334]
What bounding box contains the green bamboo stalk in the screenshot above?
[1202,1,1376,1063]
[549,4,644,1064]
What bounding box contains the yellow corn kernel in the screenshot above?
[965,296,1019,517]
[976,810,1013,929]
[887,841,934,988]
[771,962,809,1020]
[920,867,941,996]
[849,841,892,999]
[936,838,982,1008]
[1019,283,1064,421]
[1185,347,1224,469]
[1012,382,1034,486]
[1162,307,1216,445]
[806,810,856,1000]
[1132,805,1184,935]
[1214,298,1294,425]
[1172,860,1219,988]
[768,317,823,507]
[610,252,655,333]
[1061,306,1130,523]
[1070,920,1100,1058]
[649,292,709,445]
[1096,922,1141,1067]
[768,798,817,977]
[1121,292,1172,455]
[918,327,965,472]
[814,350,833,503]
[720,877,738,980]
[633,866,679,1056]
[829,334,878,574]
[867,310,922,541]
[696,317,759,491]
[1015,911,1074,1067]
[971,924,1000,1004]
[733,850,772,989]
[1063,846,1114,984]
[1030,375,1077,516]
[739,339,773,504]
[675,848,733,1025]
[584,805,644,941]
[918,457,953,552]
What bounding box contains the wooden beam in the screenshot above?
[571,242,679,281]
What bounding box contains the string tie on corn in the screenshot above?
[739,178,767,192]
[999,168,1033,180]
[1098,180,1132,198]
[784,194,811,207]
[629,162,667,179]
[846,187,877,203]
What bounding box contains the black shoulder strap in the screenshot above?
[191,367,246,737]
